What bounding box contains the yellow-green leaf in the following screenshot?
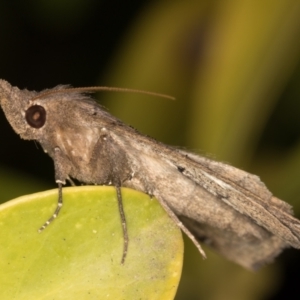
[0,186,183,300]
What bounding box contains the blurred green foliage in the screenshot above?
[1,0,300,299]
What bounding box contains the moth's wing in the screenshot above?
[132,136,300,268]
[183,152,292,213]
[104,115,300,269]
[180,152,300,240]
[170,151,300,268]
[180,216,288,270]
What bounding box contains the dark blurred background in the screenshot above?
[1,1,300,299]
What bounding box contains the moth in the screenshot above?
[1,79,300,270]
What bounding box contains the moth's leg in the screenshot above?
[67,176,76,186]
[157,196,207,259]
[38,182,63,232]
[39,147,69,233]
[88,133,130,263]
[115,185,128,264]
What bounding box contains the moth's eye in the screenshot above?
[25,105,46,128]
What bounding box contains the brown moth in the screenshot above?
[0,79,300,270]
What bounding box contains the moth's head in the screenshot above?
[0,79,42,139]
[0,79,99,142]
[0,79,73,140]
[0,79,170,141]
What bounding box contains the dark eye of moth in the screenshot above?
[25,105,46,128]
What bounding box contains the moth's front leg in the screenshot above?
[38,146,71,232]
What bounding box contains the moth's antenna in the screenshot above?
[31,86,175,101]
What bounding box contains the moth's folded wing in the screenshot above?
[180,215,288,270]
[175,153,300,261]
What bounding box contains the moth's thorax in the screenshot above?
[41,124,102,176]
[55,127,100,163]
